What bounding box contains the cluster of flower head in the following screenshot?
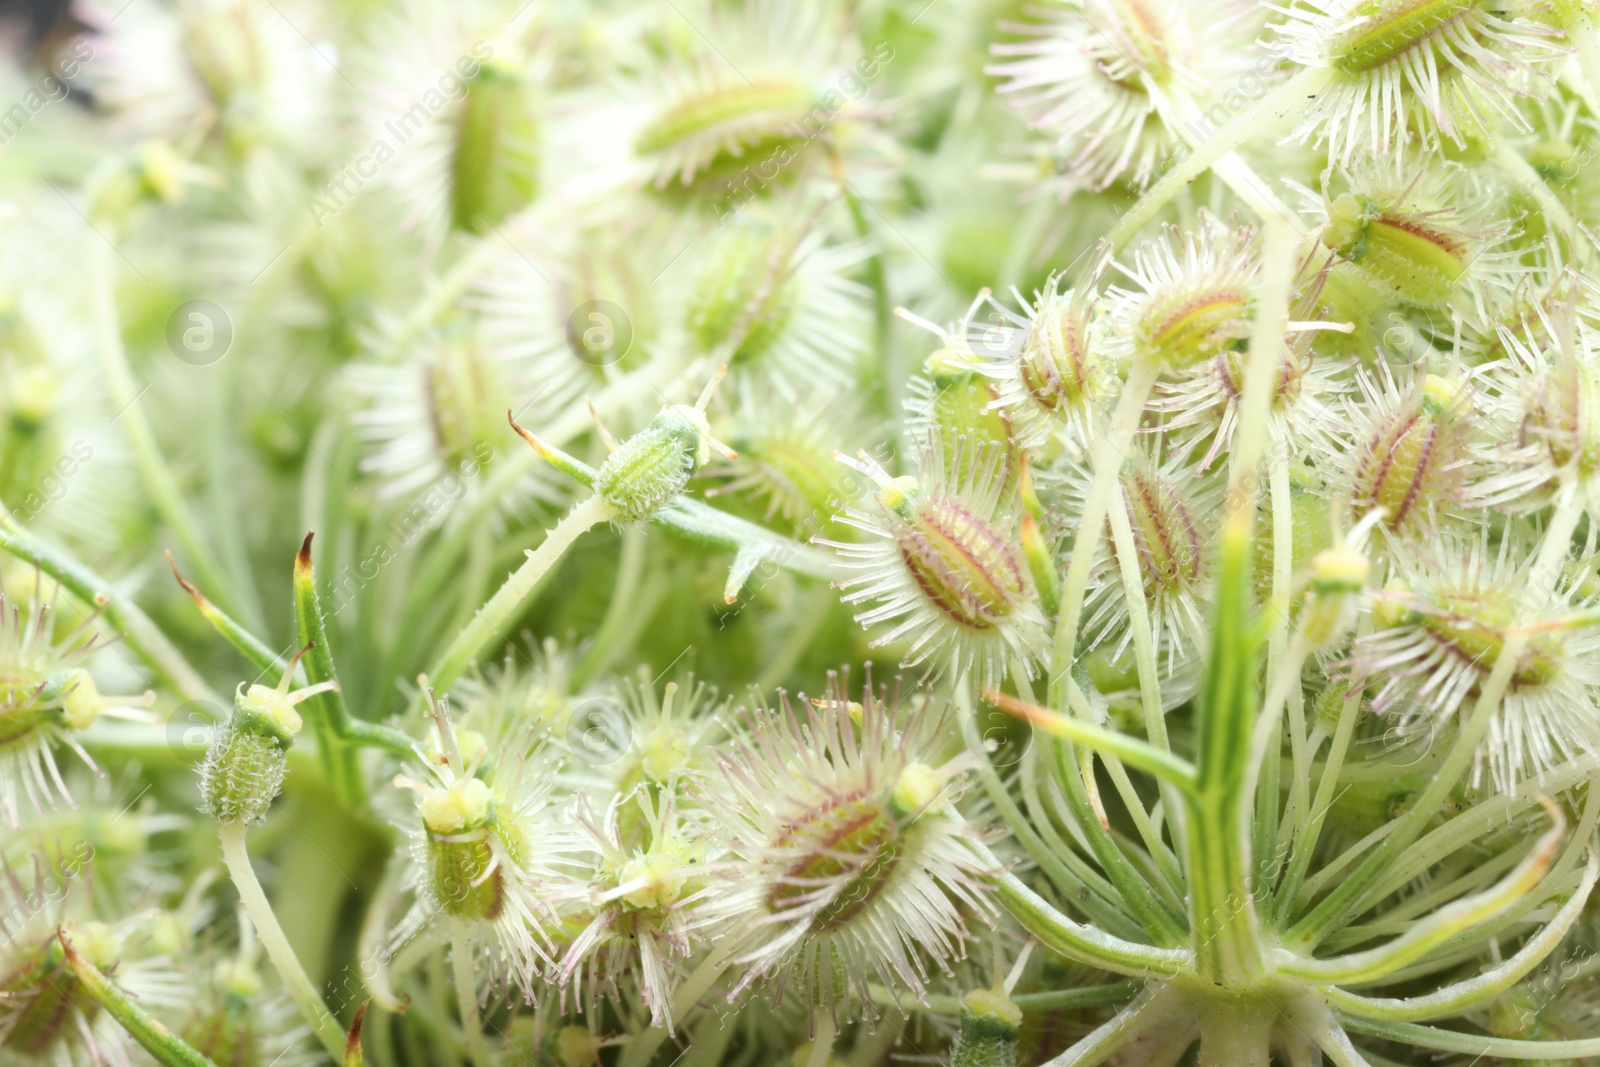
[10,0,1600,1062]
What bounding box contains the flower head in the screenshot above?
[989,0,1266,192]
[1272,0,1565,165]
[1105,217,1261,371]
[972,253,1117,452]
[0,577,153,828]
[709,670,995,1021]
[1352,531,1600,792]
[823,434,1049,687]
[389,692,576,1003]
[556,791,722,1028]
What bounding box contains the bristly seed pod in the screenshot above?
[823,433,1048,687]
[1348,370,1472,532]
[1106,218,1259,371]
[713,671,994,1023]
[199,644,336,825]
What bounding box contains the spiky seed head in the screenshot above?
[1324,193,1470,309]
[1349,373,1471,531]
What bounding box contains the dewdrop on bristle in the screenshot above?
[199,643,336,825]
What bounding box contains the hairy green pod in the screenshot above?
[594,412,702,522]
[951,989,1023,1067]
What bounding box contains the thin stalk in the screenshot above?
[985,857,1191,978]
[451,919,491,1067]
[218,820,347,1060]
[1182,216,1293,986]
[573,526,648,687]
[1323,850,1599,1021]
[1491,133,1579,237]
[1159,90,1303,236]
[1050,362,1160,706]
[1103,480,1189,855]
[426,493,613,694]
[1337,1014,1600,1058]
[58,930,220,1067]
[1273,655,1367,924]
[0,517,216,703]
[1280,803,1564,985]
[1039,983,1185,1067]
[87,237,238,621]
[868,982,1140,1016]
[619,943,734,1067]
[1108,67,1334,248]
[958,682,1111,913]
[804,1015,835,1067]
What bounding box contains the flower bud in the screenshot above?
[551,1025,604,1067]
[594,410,703,521]
[594,368,735,523]
[1297,545,1370,649]
[951,988,1023,1067]
[199,650,334,825]
[687,220,797,365]
[199,702,294,827]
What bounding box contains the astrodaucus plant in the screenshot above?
[6,0,1600,1065]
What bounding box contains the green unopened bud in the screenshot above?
[688,220,797,364]
[595,368,735,522]
[552,1025,604,1067]
[1298,546,1370,648]
[200,650,333,825]
[199,710,292,826]
[952,988,1023,1067]
[595,411,702,521]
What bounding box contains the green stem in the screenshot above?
[868,981,1140,1016]
[1050,361,1159,705]
[0,516,216,703]
[981,846,1191,978]
[426,493,614,694]
[294,533,366,807]
[1324,849,1598,1020]
[619,943,734,1067]
[219,820,347,1060]
[58,929,220,1067]
[1108,66,1333,249]
[1336,1014,1600,1059]
[1103,478,1188,845]
[451,919,491,1067]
